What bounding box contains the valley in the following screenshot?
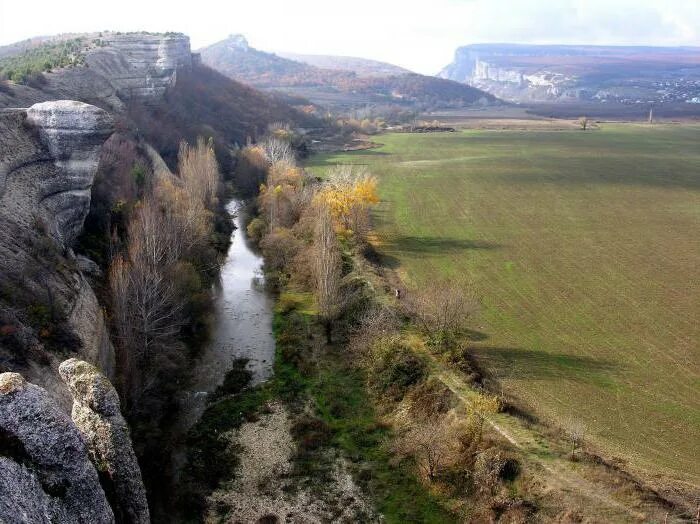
[0,10,698,522]
[308,122,700,494]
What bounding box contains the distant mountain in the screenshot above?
[277,52,412,77]
[199,35,497,111]
[440,43,700,105]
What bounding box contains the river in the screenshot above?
[177,199,276,433]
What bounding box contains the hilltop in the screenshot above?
[277,51,412,77]
[0,32,319,163]
[199,35,497,111]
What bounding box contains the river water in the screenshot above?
[177,199,276,432]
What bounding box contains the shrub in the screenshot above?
[290,415,333,456]
[247,217,267,245]
[367,336,428,401]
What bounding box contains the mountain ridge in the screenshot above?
[439,42,700,104]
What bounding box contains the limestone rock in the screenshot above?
[0,33,192,110]
[87,33,191,101]
[59,359,150,524]
[0,102,115,399]
[0,372,114,523]
[24,100,113,245]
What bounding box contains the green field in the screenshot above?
[308,124,700,487]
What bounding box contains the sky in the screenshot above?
[1,0,698,74]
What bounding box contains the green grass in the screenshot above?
[307,124,700,486]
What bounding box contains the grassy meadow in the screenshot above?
[307,123,700,486]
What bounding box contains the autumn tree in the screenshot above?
[315,164,379,242]
[461,393,501,456]
[109,138,221,403]
[407,279,478,348]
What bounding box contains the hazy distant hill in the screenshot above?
[277,52,411,77]
[199,35,496,111]
[440,43,700,106]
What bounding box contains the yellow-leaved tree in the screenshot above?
[315,165,379,241]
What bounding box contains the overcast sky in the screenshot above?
[1,0,698,74]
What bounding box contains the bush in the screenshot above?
[290,415,333,456]
[367,336,428,401]
[247,217,267,245]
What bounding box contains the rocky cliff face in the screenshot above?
[0,100,115,403]
[439,44,700,104]
[0,33,193,110]
[1,362,149,523]
[23,100,114,245]
[87,33,192,101]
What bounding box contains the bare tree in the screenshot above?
[398,417,458,482]
[579,116,589,131]
[406,279,478,347]
[109,199,185,402]
[178,137,220,210]
[259,136,295,166]
[314,203,343,343]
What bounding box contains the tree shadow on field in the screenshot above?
[470,346,620,382]
[370,235,502,269]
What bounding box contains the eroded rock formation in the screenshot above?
[0,100,115,401]
[0,371,115,523]
[87,33,192,101]
[59,358,150,524]
[0,33,193,110]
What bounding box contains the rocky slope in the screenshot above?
[0,32,192,110]
[0,371,114,523]
[439,43,700,105]
[59,358,149,523]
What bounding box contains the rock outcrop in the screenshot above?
[87,33,192,101]
[0,33,192,110]
[0,100,115,401]
[23,100,114,245]
[439,43,700,104]
[59,358,150,524]
[0,372,115,523]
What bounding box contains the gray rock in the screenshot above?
[25,100,113,246]
[86,34,191,101]
[0,33,192,110]
[59,359,150,524]
[0,372,115,523]
[0,102,115,399]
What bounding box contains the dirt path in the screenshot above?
[429,355,676,522]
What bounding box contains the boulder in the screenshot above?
[59,359,150,524]
[0,372,114,523]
